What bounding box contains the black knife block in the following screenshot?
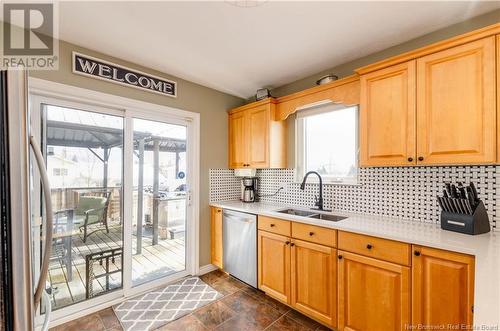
[440,200,490,235]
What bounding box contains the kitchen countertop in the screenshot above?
[210,200,500,328]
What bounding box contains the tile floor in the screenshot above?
[50,269,332,331]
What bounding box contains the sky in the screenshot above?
[302,105,357,178]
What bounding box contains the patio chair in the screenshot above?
[74,192,111,242]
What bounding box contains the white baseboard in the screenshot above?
[198,264,219,275]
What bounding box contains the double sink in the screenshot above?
[276,208,347,222]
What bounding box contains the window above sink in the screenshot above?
[295,103,359,184]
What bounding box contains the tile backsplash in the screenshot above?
[209,166,499,230]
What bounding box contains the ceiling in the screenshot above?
[58,1,500,98]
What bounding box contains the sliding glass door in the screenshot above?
[131,118,187,286]
[30,101,125,311]
[29,92,195,320]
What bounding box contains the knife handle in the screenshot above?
[457,183,467,199]
[470,182,479,203]
[466,186,476,211]
[445,183,452,196]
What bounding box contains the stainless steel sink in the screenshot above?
[309,213,347,222]
[276,209,347,222]
[276,209,317,217]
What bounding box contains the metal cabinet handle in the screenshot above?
[309,232,314,236]
[290,243,295,247]
[366,244,373,249]
[414,251,421,256]
[270,224,275,227]
[338,255,343,259]
[285,241,290,245]
[407,157,413,162]
[30,134,53,310]
[418,156,424,161]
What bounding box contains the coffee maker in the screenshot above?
[241,177,258,203]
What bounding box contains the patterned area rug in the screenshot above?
[113,277,222,330]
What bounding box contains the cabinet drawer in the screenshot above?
[291,222,336,247]
[338,231,410,266]
[258,216,291,236]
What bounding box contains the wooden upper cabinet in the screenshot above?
[416,37,496,165]
[228,98,287,169]
[497,35,500,160]
[228,110,247,168]
[247,105,270,168]
[412,246,475,328]
[360,60,416,166]
[257,230,290,304]
[338,251,410,331]
[290,239,336,328]
[210,206,223,269]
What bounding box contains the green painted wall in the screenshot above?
[29,39,244,268]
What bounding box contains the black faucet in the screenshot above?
[300,171,330,212]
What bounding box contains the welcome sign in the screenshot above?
[72,52,176,97]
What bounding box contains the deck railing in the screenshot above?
[50,187,122,220]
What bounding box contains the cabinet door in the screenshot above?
[210,207,223,269]
[247,105,270,168]
[291,239,336,327]
[257,230,290,304]
[497,35,500,161]
[416,37,496,165]
[412,246,475,328]
[228,110,247,168]
[360,61,416,166]
[338,251,410,331]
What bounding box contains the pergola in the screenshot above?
[46,119,186,253]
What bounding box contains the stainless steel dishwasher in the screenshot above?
[222,209,257,287]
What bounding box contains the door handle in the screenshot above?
[41,289,52,331]
[30,133,54,310]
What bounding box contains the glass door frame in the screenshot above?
[29,77,200,327]
[123,107,197,297]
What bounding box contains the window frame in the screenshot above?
[295,103,360,185]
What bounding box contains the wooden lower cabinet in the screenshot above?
[255,222,476,331]
[338,251,410,331]
[290,239,336,327]
[257,230,290,304]
[210,207,223,269]
[412,246,475,328]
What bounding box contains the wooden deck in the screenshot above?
[48,221,185,310]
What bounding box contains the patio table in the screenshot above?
[53,209,76,281]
